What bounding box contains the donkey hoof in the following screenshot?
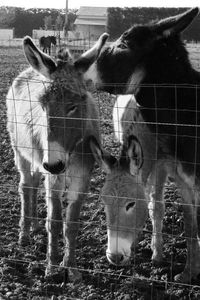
[31,225,42,235]
[174,271,191,283]
[45,265,65,283]
[152,254,163,266]
[45,263,59,276]
[152,259,162,267]
[19,234,30,246]
[67,268,82,283]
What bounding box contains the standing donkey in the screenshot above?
[77,8,200,283]
[39,36,57,55]
[90,94,200,283]
[6,34,107,282]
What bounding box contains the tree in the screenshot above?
[44,15,52,30]
[107,7,200,41]
[63,10,77,32]
[0,7,15,28]
[55,14,64,31]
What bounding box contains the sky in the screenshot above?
[0,0,200,9]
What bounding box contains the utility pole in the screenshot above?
[64,0,68,41]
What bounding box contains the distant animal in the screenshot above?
[39,35,56,55]
[6,34,107,282]
[76,8,200,283]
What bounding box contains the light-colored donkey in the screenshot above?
[6,35,108,282]
[90,94,200,283]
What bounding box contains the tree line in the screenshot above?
[0,6,199,41]
[107,7,200,41]
[0,7,77,37]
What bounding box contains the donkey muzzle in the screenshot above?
[107,252,126,265]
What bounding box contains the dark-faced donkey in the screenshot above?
[78,8,200,283]
[39,35,56,55]
[91,94,200,283]
[6,34,108,282]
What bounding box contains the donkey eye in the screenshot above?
[67,105,77,116]
[118,43,127,50]
[126,201,135,211]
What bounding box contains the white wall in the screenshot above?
[0,38,39,47]
[0,29,14,40]
[32,29,62,39]
[75,25,105,40]
[32,30,76,40]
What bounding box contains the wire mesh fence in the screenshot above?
[0,41,200,300]
[0,37,99,59]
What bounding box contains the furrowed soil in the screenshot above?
[0,44,200,300]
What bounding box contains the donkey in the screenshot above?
[90,95,152,265]
[39,35,56,55]
[6,34,107,282]
[77,8,200,282]
[90,94,200,283]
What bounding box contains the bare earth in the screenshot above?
[0,44,200,299]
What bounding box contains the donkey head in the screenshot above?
[23,36,106,174]
[50,36,57,46]
[78,7,199,94]
[90,135,148,266]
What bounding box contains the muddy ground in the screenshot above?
[0,45,200,299]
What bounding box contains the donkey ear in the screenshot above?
[127,135,143,176]
[89,136,116,174]
[155,7,199,38]
[74,33,109,71]
[23,36,57,78]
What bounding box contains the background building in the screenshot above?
[0,28,14,39]
[74,6,107,40]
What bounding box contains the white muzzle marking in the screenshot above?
[106,229,132,264]
[126,68,145,94]
[43,141,67,167]
[113,95,135,143]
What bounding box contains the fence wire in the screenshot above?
[0,43,200,300]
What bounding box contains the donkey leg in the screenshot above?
[45,174,64,275]
[31,171,41,232]
[174,178,200,283]
[62,157,94,282]
[15,150,40,245]
[147,164,167,265]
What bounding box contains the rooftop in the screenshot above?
[76,6,107,17]
[75,19,106,26]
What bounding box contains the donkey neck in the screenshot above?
[136,39,200,110]
[142,37,200,86]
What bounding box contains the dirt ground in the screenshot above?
[1,45,200,300]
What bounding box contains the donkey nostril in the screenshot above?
[43,161,65,174]
[108,253,124,265]
[57,161,65,172]
[43,162,49,172]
